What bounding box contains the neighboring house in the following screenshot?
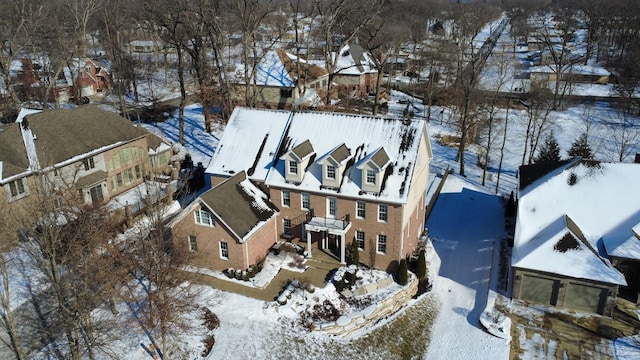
[178,107,432,273]
[12,57,111,104]
[167,171,279,271]
[71,58,111,98]
[512,159,640,315]
[332,43,378,97]
[530,64,610,84]
[0,106,172,213]
[229,49,329,109]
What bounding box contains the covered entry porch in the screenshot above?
[304,215,351,264]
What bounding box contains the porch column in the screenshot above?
[321,231,327,250]
[306,230,312,258]
[340,234,346,264]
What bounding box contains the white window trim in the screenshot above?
[356,201,366,219]
[219,241,229,259]
[327,197,337,218]
[188,235,197,252]
[289,160,298,175]
[301,193,310,210]
[6,178,29,202]
[282,190,291,207]
[326,164,336,180]
[366,169,376,184]
[356,230,365,250]
[283,218,292,238]
[376,234,387,255]
[195,209,215,227]
[378,204,388,223]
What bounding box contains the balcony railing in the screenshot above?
[304,208,351,232]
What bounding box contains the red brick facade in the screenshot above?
[171,202,277,271]
[272,186,424,272]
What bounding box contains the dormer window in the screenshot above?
[317,143,351,189]
[327,165,336,179]
[355,147,390,194]
[280,140,315,184]
[289,160,298,174]
[366,169,376,184]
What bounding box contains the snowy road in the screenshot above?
[425,175,510,359]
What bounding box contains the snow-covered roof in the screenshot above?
[334,43,377,76]
[255,50,295,87]
[207,107,427,204]
[514,161,640,284]
[530,63,610,76]
[230,49,328,89]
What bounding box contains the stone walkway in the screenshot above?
[187,250,342,302]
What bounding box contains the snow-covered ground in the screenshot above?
[4,13,640,359]
[425,176,511,359]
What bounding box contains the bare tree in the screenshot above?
[122,189,196,358]
[449,1,501,176]
[64,0,103,57]
[0,0,48,114]
[521,81,555,165]
[314,0,383,107]
[607,112,639,162]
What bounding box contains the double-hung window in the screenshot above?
[289,160,298,174]
[220,241,229,259]
[356,201,366,219]
[282,190,291,207]
[326,165,336,179]
[188,235,198,252]
[195,209,215,226]
[356,231,365,250]
[377,234,387,254]
[366,169,376,184]
[8,179,27,199]
[301,193,310,210]
[83,157,95,171]
[378,204,388,222]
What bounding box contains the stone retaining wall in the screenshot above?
[313,275,418,336]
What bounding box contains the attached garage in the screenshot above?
[512,268,618,316]
[564,282,607,314]
[518,273,559,306]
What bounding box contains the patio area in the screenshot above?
[186,249,342,302]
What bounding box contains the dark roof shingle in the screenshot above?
[200,171,277,240]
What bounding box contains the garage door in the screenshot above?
[520,274,558,306]
[564,283,605,314]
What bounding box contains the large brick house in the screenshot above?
[173,107,432,272]
[0,106,172,218]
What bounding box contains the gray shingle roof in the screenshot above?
[329,143,351,164]
[370,148,390,169]
[27,105,148,168]
[200,171,277,240]
[291,139,314,160]
[0,123,29,179]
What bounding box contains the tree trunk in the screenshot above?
[496,106,510,194]
[177,46,186,145]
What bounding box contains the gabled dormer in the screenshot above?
[356,147,390,194]
[316,143,351,189]
[280,139,315,184]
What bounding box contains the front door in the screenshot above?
[327,197,337,219]
[89,185,104,206]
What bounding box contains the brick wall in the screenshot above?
[171,203,276,271]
